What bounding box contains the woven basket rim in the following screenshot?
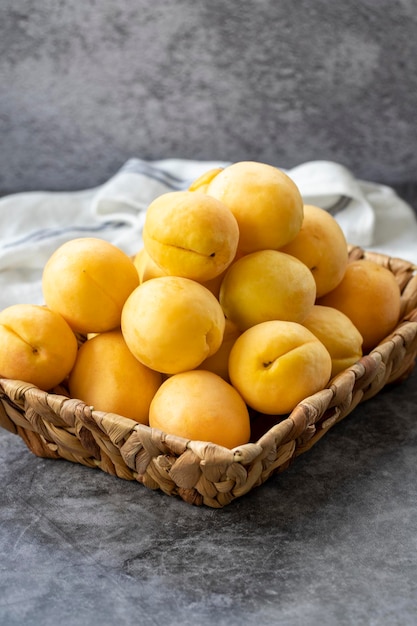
[1,245,417,507]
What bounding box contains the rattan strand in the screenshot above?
[1,247,416,507]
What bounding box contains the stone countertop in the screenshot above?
[1,185,417,626]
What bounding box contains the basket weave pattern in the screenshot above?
[1,247,417,508]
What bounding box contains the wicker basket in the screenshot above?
[1,246,417,508]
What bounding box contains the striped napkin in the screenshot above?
[1,158,416,309]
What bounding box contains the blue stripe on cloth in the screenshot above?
[325,195,352,216]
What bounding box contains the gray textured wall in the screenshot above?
[1,0,417,193]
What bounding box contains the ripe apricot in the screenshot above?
[188,167,223,193]
[228,320,332,415]
[121,276,225,375]
[42,238,139,334]
[0,304,78,390]
[142,190,239,282]
[280,204,349,297]
[318,259,401,353]
[133,247,167,283]
[204,161,304,253]
[302,305,363,377]
[199,318,241,381]
[219,249,316,331]
[68,329,162,424]
[149,369,251,448]
[199,248,246,298]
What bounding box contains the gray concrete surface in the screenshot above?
[1,1,417,193]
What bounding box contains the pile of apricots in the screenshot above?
[0,161,402,449]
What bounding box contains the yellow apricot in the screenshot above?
[318,259,401,353]
[0,304,78,390]
[199,318,241,381]
[302,305,363,377]
[42,238,139,334]
[142,190,239,281]
[205,161,304,253]
[121,276,225,375]
[149,370,251,448]
[68,329,162,424]
[188,167,223,193]
[133,247,167,283]
[228,320,332,415]
[219,249,316,331]
[280,204,349,297]
[199,248,246,298]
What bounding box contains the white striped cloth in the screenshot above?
[1,158,416,309]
